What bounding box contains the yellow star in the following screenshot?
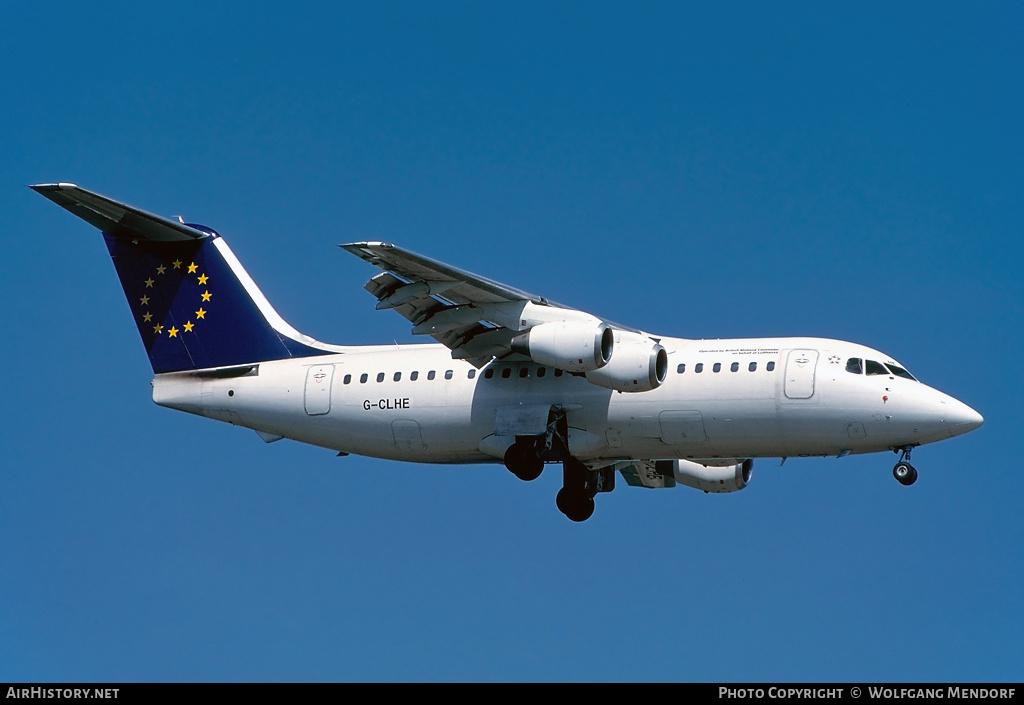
[143,312,153,322]
[156,265,166,275]
[188,262,198,273]
[140,295,150,306]
[201,290,212,301]
[172,259,182,269]
[195,308,206,319]
[168,326,179,338]
[144,278,155,288]
[197,273,209,285]
[183,321,194,332]
[153,323,163,334]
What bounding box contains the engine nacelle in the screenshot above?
[510,321,613,373]
[660,458,753,493]
[586,337,668,392]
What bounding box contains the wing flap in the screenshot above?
[447,326,515,360]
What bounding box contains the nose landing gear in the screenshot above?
[892,447,918,486]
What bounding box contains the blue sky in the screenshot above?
[2,2,1021,682]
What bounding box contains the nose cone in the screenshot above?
[947,399,984,438]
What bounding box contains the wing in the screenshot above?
[341,241,589,364]
[341,242,668,391]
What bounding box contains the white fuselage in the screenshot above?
[151,335,979,466]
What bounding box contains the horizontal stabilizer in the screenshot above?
[31,183,209,242]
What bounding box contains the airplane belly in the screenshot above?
[151,340,971,469]
[333,381,471,462]
[608,395,787,460]
[695,400,786,458]
[783,378,925,456]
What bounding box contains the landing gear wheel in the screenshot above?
[556,488,595,522]
[504,443,543,482]
[569,496,595,523]
[893,462,918,486]
[555,487,573,514]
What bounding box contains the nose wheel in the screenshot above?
[892,447,918,486]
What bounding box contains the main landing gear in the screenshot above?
[503,440,544,482]
[892,446,918,486]
[556,457,615,522]
[502,405,614,522]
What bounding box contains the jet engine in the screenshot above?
[586,333,668,392]
[658,458,753,493]
[510,321,613,373]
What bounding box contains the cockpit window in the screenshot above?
[885,363,917,381]
[846,358,863,374]
[865,360,889,376]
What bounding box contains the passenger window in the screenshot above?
[502,368,512,379]
[519,367,529,378]
[866,360,888,376]
[713,363,721,373]
[427,370,436,380]
[343,374,352,384]
[537,367,546,378]
[554,369,563,377]
[677,363,686,374]
[846,358,864,374]
[468,369,476,379]
[767,361,776,371]
[485,368,495,379]
[360,373,368,384]
[695,363,704,373]
[393,372,401,382]
[748,362,757,372]
[376,372,385,383]
[444,370,453,380]
[410,371,419,381]
[730,362,739,372]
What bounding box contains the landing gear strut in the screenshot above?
[502,404,572,482]
[501,405,615,521]
[892,447,918,486]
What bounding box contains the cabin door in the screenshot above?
[304,364,335,415]
[784,350,818,399]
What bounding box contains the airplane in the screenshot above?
[32,183,984,521]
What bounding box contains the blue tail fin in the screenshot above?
[33,183,329,373]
